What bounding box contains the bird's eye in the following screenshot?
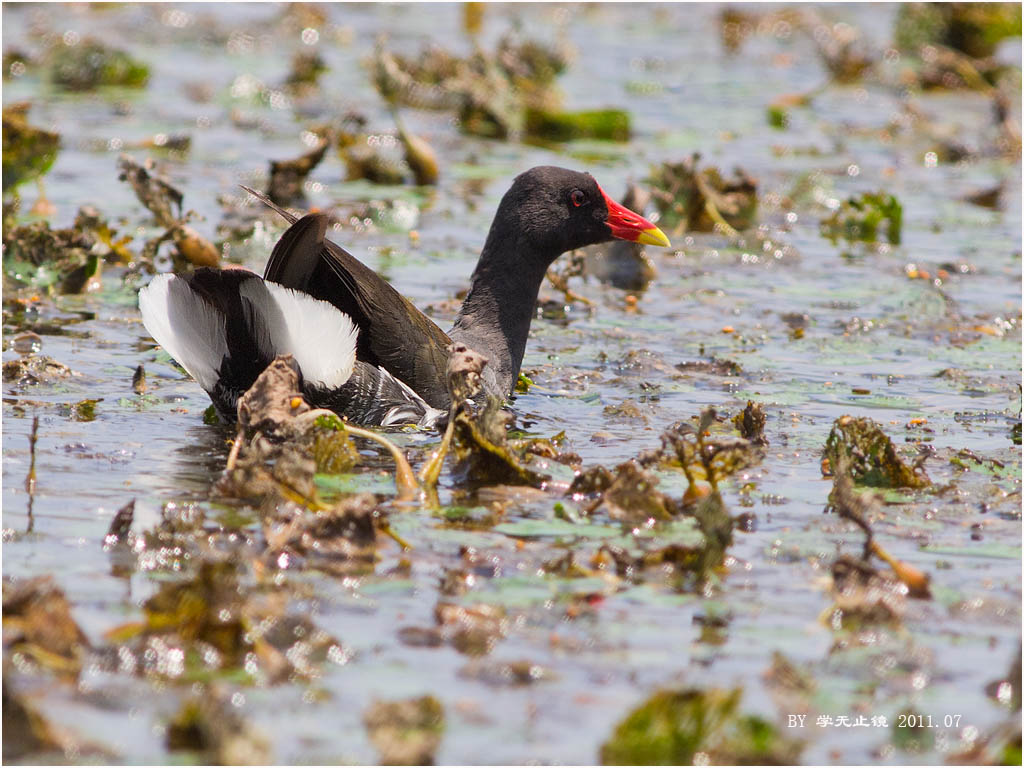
[571,189,586,207]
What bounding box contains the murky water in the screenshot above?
[3,3,1021,765]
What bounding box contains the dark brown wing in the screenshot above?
[250,190,452,409]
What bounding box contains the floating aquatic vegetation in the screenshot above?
[2,355,73,385]
[50,38,149,91]
[1,104,59,198]
[660,409,763,492]
[2,678,110,762]
[2,576,88,678]
[131,364,146,394]
[600,687,802,765]
[433,601,506,656]
[266,135,329,206]
[363,695,445,766]
[731,400,768,447]
[813,16,875,83]
[371,34,620,144]
[394,111,440,186]
[825,554,905,631]
[284,50,327,92]
[452,396,551,488]
[826,451,933,598]
[457,658,551,687]
[583,460,676,523]
[2,679,64,761]
[262,493,378,576]
[820,191,902,246]
[166,687,272,764]
[336,113,407,185]
[108,559,343,684]
[117,155,219,268]
[3,48,33,80]
[309,425,359,475]
[2,218,102,293]
[895,2,1023,59]
[216,356,416,504]
[647,154,757,237]
[823,415,929,488]
[524,108,631,143]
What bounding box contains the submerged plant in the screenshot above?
[50,39,149,91]
[600,687,802,765]
[820,192,902,246]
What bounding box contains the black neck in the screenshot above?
[450,223,555,397]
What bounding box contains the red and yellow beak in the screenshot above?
[599,184,671,247]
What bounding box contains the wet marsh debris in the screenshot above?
[600,686,803,765]
[217,356,416,503]
[104,499,135,546]
[117,154,219,268]
[894,2,1022,60]
[823,414,930,489]
[2,354,73,385]
[827,452,933,598]
[336,112,406,186]
[261,493,378,576]
[3,676,111,763]
[166,687,272,765]
[131,364,146,394]
[50,38,149,91]
[393,109,440,186]
[216,357,330,504]
[284,49,328,92]
[438,345,552,489]
[2,575,89,678]
[107,559,344,684]
[3,678,64,761]
[457,658,551,687]
[732,400,769,446]
[2,217,106,294]
[581,460,677,523]
[660,409,764,493]
[372,33,627,145]
[2,103,59,198]
[433,601,507,656]
[452,395,552,488]
[591,501,730,592]
[675,355,743,377]
[647,154,757,238]
[266,134,329,206]
[524,107,631,143]
[826,554,906,631]
[820,191,902,246]
[364,695,445,766]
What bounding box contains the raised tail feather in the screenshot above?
[138,270,438,427]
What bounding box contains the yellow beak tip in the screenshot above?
[637,227,671,248]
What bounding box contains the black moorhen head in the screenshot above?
[479,166,667,260]
[451,166,669,396]
[139,165,669,427]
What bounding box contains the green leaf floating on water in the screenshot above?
[493,518,620,539]
[920,543,1022,560]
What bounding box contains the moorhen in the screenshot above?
[139,166,670,427]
